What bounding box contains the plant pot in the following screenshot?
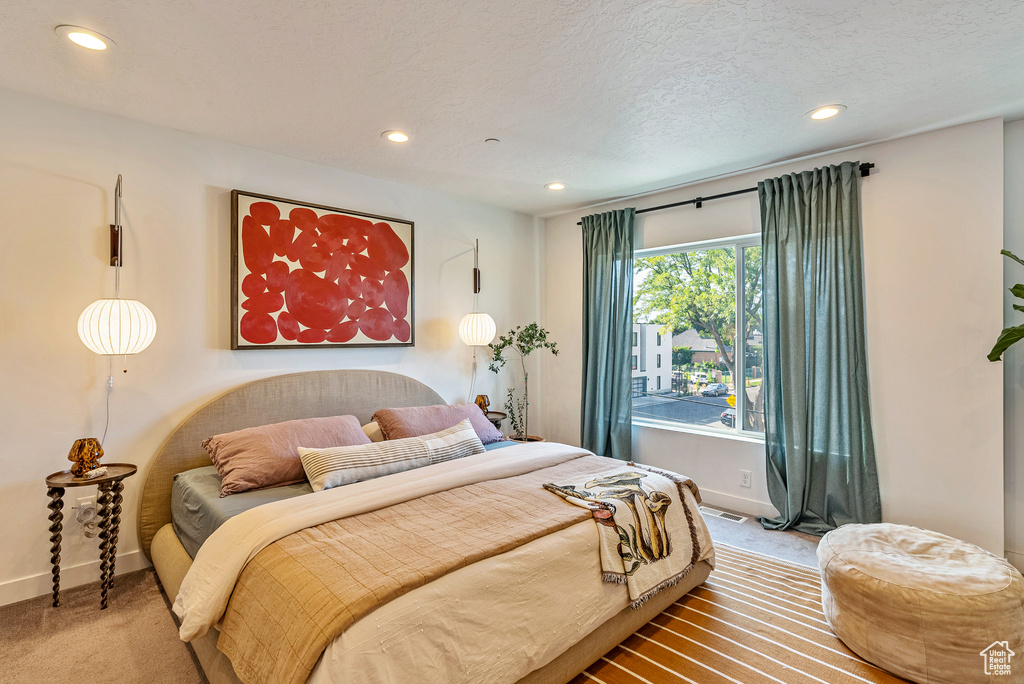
[509,435,545,443]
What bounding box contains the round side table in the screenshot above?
[45,463,137,609]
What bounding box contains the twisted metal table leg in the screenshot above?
[97,483,114,609]
[47,487,64,607]
[107,480,124,592]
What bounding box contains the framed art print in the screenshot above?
[231,190,414,349]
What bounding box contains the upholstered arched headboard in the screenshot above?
[137,369,445,560]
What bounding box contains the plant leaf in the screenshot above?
[1014,304,1024,313]
[1011,284,1024,300]
[988,324,1024,362]
[1002,249,1024,268]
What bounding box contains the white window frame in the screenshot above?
[632,233,764,441]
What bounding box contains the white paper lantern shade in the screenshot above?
[458,312,496,346]
[78,298,157,355]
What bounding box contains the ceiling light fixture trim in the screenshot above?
[808,104,846,120]
[55,25,114,50]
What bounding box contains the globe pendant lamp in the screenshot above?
[78,175,157,359]
[458,312,495,347]
[78,298,156,355]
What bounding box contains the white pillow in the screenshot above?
[299,419,484,492]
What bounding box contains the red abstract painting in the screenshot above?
[231,191,414,349]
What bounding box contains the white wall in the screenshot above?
[1003,119,1024,572]
[541,119,1006,554]
[0,89,540,604]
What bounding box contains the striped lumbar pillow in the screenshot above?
[298,419,485,492]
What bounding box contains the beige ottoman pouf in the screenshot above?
[818,523,1024,684]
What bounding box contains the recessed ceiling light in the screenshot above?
[485,138,500,144]
[546,183,565,191]
[809,104,846,120]
[55,25,113,51]
[382,130,409,143]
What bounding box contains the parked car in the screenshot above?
[720,408,736,428]
[701,383,729,397]
[689,372,708,384]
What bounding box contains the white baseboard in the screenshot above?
[1007,550,1024,573]
[0,550,151,607]
[699,488,780,519]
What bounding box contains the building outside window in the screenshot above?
[631,234,763,438]
[632,331,638,347]
[630,324,671,397]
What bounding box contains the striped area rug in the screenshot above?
[570,543,908,684]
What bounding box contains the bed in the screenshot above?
[138,369,715,684]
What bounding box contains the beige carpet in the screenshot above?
[0,568,207,684]
[569,544,908,684]
[699,506,821,568]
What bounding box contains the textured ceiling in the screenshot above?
[1,0,1023,215]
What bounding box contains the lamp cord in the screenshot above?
[101,358,113,447]
[468,349,478,403]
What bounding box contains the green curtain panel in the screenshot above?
[758,162,881,534]
[581,208,636,460]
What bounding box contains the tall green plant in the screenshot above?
[488,323,559,440]
[989,249,1024,362]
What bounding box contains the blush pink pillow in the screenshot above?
[372,403,504,444]
[202,415,370,496]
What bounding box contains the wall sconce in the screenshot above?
[458,240,495,402]
[77,174,157,360]
[458,240,495,346]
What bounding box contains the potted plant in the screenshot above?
[488,323,558,442]
[989,249,1024,361]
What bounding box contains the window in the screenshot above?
[656,376,662,390]
[631,355,637,370]
[631,234,763,437]
[656,332,662,346]
[632,331,638,347]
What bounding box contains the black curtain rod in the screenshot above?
[576,162,875,225]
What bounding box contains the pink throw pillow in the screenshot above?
[372,403,504,444]
[202,415,370,496]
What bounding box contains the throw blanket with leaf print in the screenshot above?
[543,462,709,608]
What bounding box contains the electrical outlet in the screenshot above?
[73,495,99,536]
[740,469,751,488]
